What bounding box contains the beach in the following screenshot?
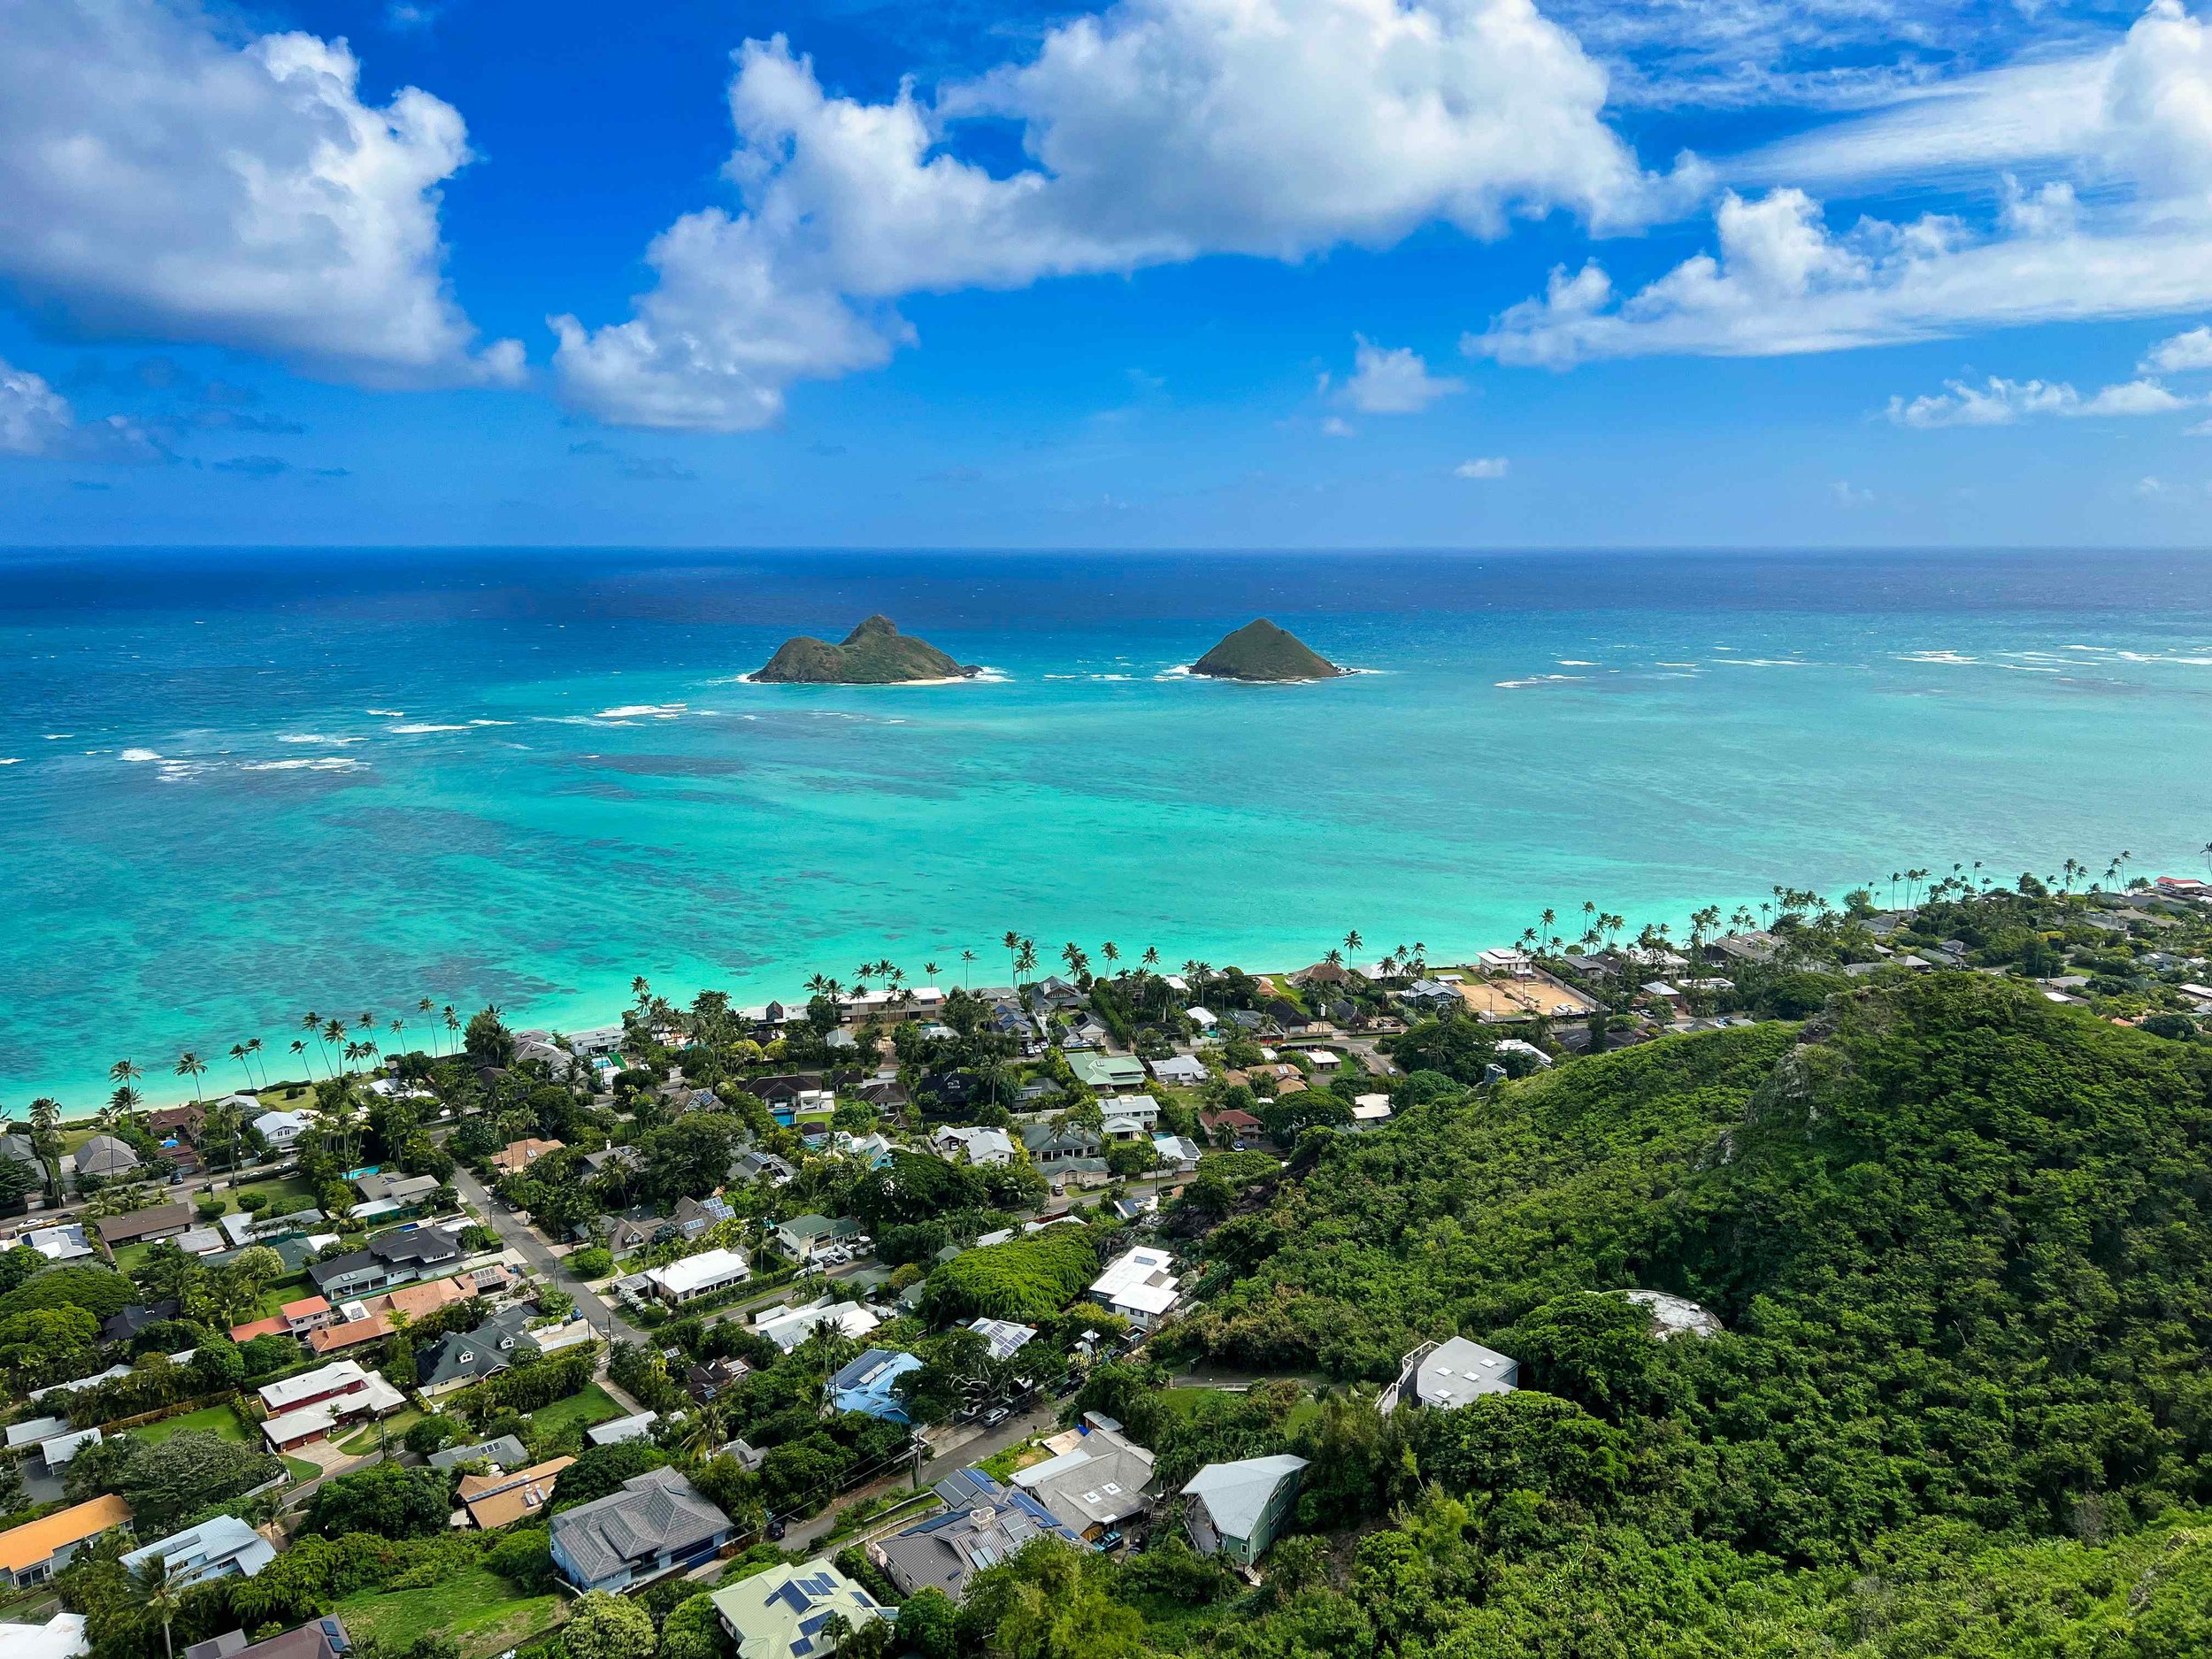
[4,545,2210,1110]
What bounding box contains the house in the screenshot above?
[1069,1053,1146,1092]
[755,1295,882,1353]
[1185,1005,1217,1030]
[872,1468,1082,1600]
[349,1171,440,1217]
[417,1305,541,1396]
[119,1514,276,1587]
[549,1467,733,1594]
[673,1194,734,1236]
[598,1209,669,1258]
[1380,1336,1518,1414]
[1706,930,1783,965]
[1146,1055,1208,1087]
[1089,1245,1180,1329]
[250,1110,313,1153]
[428,1434,530,1471]
[281,1294,334,1334]
[587,1412,661,1448]
[1021,1121,1103,1166]
[183,1618,355,1659]
[1300,1048,1341,1071]
[491,1137,564,1175]
[68,1135,141,1182]
[1150,1133,1202,1171]
[825,1348,923,1422]
[174,1227,226,1256]
[18,1224,93,1263]
[1398,979,1463,1015]
[686,1356,751,1403]
[1098,1094,1161,1138]
[932,1125,1015,1166]
[4,1611,88,1659]
[1181,1455,1308,1566]
[648,1247,752,1303]
[221,1206,325,1248]
[1012,1420,1157,1539]
[306,1225,464,1300]
[730,1149,796,1187]
[102,1298,179,1342]
[1025,976,1088,1014]
[967,1317,1037,1360]
[1199,1107,1264,1146]
[711,1560,887,1659]
[1492,1037,1553,1070]
[458,1455,573,1529]
[1348,1094,1393,1128]
[0,1494,132,1586]
[93,1202,194,1250]
[257,1360,406,1451]
[1290,961,1356,989]
[773,1214,860,1263]
[579,1146,645,1179]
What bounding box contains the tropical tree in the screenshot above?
[173,1052,206,1106]
[960,948,977,987]
[128,1551,189,1659]
[28,1096,64,1204]
[243,1036,265,1085]
[1002,929,1024,988]
[302,1011,327,1073]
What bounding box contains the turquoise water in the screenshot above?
[3,548,2209,1111]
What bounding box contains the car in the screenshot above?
[981,1406,1010,1427]
[1096,1529,1125,1551]
[766,1517,787,1541]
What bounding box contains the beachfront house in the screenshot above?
[1181,1455,1309,1567]
[549,1468,733,1594]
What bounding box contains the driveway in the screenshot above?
[449,1164,644,1345]
[779,1400,1059,1553]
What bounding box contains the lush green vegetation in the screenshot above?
[750,614,978,683]
[924,1225,1101,1323]
[1189,618,1342,681]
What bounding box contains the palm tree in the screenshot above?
[28,1096,63,1204]
[1015,939,1037,985]
[1345,930,1363,956]
[1101,942,1120,976]
[128,1551,189,1659]
[924,960,941,989]
[174,1051,207,1105]
[108,1060,143,1130]
[1002,930,1023,988]
[228,1043,253,1087]
[302,1011,328,1073]
[288,1038,309,1077]
[244,1037,265,1086]
[960,948,976,988]
[443,1005,461,1051]
[632,976,651,1012]
[1141,946,1160,971]
[322,1017,346,1058]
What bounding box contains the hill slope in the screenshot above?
[749,615,978,683]
[1190,618,1343,680]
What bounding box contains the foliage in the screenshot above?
[925,1226,1100,1323]
[64,1428,281,1529]
[547,1440,668,1513]
[566,1246,615,1279]
[561,1590,657,1659]
[308,1462,452,1539]
[485,1525,556,1593]
[0,1261,134,1321]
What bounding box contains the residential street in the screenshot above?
[449,1163,645,1345]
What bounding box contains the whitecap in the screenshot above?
[1556,659,1599,666]
[0,757,21,766]
[1155,665,1194,680]
[390,722,468,733]
[1709,657,1809,667]
[119,748,162,762]
[242,757,369,772]
[43,733,71,741]
[1655,661,1698,668]
[280,733,365,745]
[468,719,514,726]
[1495,674,1587,688]
[365,708,407,717]
[1896,651,1977,665]
[595,703,687,718]
[2001,664,2062,673]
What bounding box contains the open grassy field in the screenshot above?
[340,1407,424,1455]
[526,1381,626,1438]
[134,1402,250,1444]
[336,1567,561,1659]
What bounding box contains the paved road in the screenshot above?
[450,1164,645,1345]
[781,1400,1060,1553]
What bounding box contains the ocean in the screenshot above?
[3,546,2208,1111]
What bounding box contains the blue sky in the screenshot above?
[6,0,2212,547]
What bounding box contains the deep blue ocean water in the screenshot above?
[3,547,2208,1110]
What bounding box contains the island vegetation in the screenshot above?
[749,615,978,684]
[1189,618,1343,681]
[6,854,2212,1659]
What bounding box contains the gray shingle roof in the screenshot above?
[550,1467,729,1586]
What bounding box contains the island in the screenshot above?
[749,615,979,684]
[1189,617,1346,681]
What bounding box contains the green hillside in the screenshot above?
[1189,618,1343,681]
[749,613,978,683]
[941,974,2212,1657]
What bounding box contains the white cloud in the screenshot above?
[1478,4,2212,367]
[0,0,519,387]
[1320,416,1356,437]
[1331,338,1464,414]
[1830,480,1873,505]
[0,356,161,461]
[1455,456,1509,477]
[2144,326,2212,372]
[554,0,1701,430]
[1886,373,2194,426]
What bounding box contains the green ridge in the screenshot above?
[749,614,979,684]
[1189,618,1343,681]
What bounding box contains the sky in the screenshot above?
[7,0,2212,548]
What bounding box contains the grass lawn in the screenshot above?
[340,1407,423,1455]
[245,1274,315,1319]
[525,1381,625,1438]
[1159,1385,1320,1433]
[227,1174,319,1211]
[283,1455,319,1483]
[135,1403,250,1444]
[337,1567,561,1659]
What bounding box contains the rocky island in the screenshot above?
[749,615,979,684]
[1189,618,1346,681]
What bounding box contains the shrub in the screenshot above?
[566,1247,615,1279]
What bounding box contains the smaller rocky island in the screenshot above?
[1190,618,1346,682]
[750,615,979,684]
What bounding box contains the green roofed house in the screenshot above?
[1069,1053,1145,1092]
[711,1559,888,1658]
[1181,1455,1309,1568]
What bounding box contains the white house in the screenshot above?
[251,1110,314,1152]
[1089,1245,1181,1330]
[119,1515,275,1587]
[647,1248,752,1304]
[754,1296,881,1353]
[1098,1094,1161,1139]
[931,1125,1015,1166]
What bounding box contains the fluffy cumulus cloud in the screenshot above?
[1886,374,2197,426]
[2143,326,2212,372]
[1328,338,1465,414]
[1454,455,1509,477]
[1474,2,2212,367]
[554,0,1700,430]
[0,0,519,386]
[0,356,161,461]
